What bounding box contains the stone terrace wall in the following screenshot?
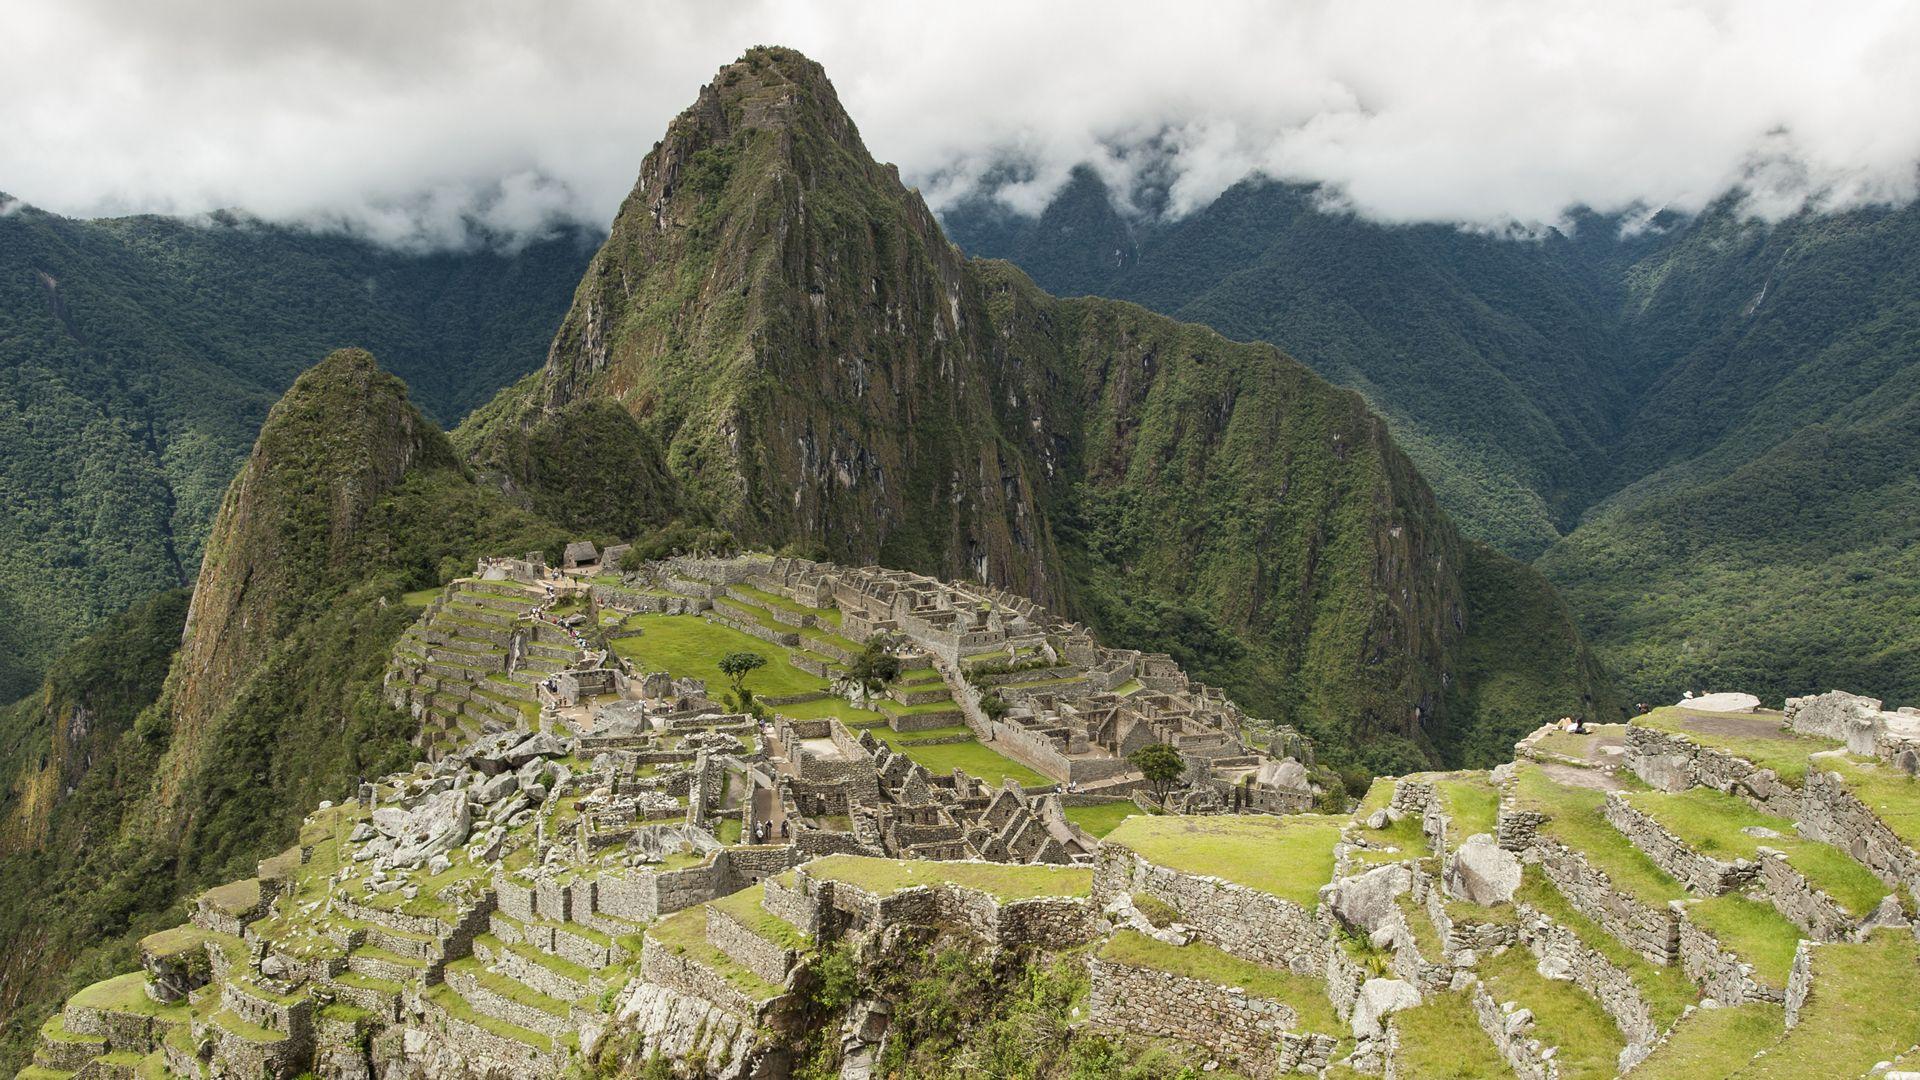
[1516,905,1657,1064]
[1675,907,1777,1005]
[1468,976,1556,1080]
[1093,846,1329,975]
[1528,839,1678,966]
[1088,956,1337,1076]
[639,937,776,1022]
[1625,726,1800,818]
[1603,794,1756,894]
[1754,849,1862,941]
[1798,766,1920,895]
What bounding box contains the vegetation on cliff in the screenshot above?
[0,204,592,701]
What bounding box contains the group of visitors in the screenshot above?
[750,819,790,844]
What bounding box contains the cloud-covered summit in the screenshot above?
[8,0,1918,247]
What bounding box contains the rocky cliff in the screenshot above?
[461,47,1611,763]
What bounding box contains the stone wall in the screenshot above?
[1528,839,1677,966]
[1753,849,1860,941]
[1468,976,1556,1080]
[1516,905,1655,1065]
[1624,726,1800,818]
[1094,846,1328,974]
[1675,907,1775,1005]
[1603,794,1755,894]
[706,905,796,985]
[1799,766,1920,895]
[1088,955,1338,1076]
[640,937,776,1021]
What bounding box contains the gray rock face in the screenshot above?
[1350,977,1420,1038]
[475,771,519,805]
[1323,863,1412,937]
[1444,834,1522,905]
[1638,751,1694,793]
[1682,692,1761,713]
[505,732,568,767]
[385,788,473,869]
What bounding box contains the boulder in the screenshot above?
[504,732,568,767]
[475,771,519,806]
[1350,978,1421,1038]
[1637,752,1694,793]
[1444,835,1522,905]
[1683,692,1762,713]
[1323,863,1412,936]
[387,789,472,869]
[1366,809,1391,830]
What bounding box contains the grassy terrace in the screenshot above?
[1103,814,1342,908]
[1634,707,1835,786]
[709,883,810,950]
[805,854,1092,900]
[1100,930,1342,1036]
[1620,787,1890,915]
[1478,945,1625,1080]
[611,613,825,697]
[1512,764,1803,987]
[1437,777,1500,848]
[1390,991,1518,1079]
[774,695,887,725]
[860,722,1050,788]
[645,907,784,1000]
[1630,1002,1784,1079]
[1822,753,1920,851]
[1514,867,1697,1029]
[1531,723,1628,761]
[423,982,552,1052]
[70,972,189,1020]
[1062,801,1141,838]
[1729,933,1920,1078]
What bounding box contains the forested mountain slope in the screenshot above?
[947,173,1920,708]
[460,47,1613,767]
[0,203,594,700]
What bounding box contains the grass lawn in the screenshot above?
[1478,945,1625,1080]
[1822,754,1920,852]
[1686,894,1802,989]
[1063,801,1140,838]
[890,738,1049,788]
[1100,930,1342,1036]
[1532,724,1628,759]
[1730,932,1920,1078]
[1437,777,1500,848]
[645,907,785,1000]
[709,883,810,949]
[611,614,825,698]
[773,695,888,725]
[401,586,444,607]
[1390,991,1518,1079]
[1634,708,1834,786]
[805,854,1092,900]
[1103,814,1343,908]
[1630,1002,1783,1079]
[1621,787,1889,915]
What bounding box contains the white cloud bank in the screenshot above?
[5,0,1918,247]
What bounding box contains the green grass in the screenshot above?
[730,583,821,618]
[1112,678,1144,696]
[1351,810,1430,865]
[424,982,553,1052]
[1629,1002,1785,1079]
[1822,754,1920,852]
[611,614,826,697]
[881,736,1050,788]
[199,876,263,916]
[1621,787,1889,915]
[1635,708,1833,787]
[401,586,444,607]
[1514,867,1697,1028]
[1686,895,1803,989]
[773,695,887,725]
[1062,801,1140,838]
[1477,945,1625,1080]
[1103,814,1343,907]
[446,957,570,1017]
[709,883,810,950]
[881,698,965,717]
[1099,930,1342,1035]
[1531,723,1628,760]
[1390,991,1518,1078]
[1728,933,1920,1078]
[210,1008,286,1044]
[69,972,186,1020]
[1437,777,1500,848]
[806,854,1092,900]
[644,907,785,1000]
[715,817,743,845]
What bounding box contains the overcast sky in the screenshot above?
[7,0,1919,247]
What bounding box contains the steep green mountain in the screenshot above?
[946,173,1920,708]
[0,204,594,701]
[462,47,1613,768]
[0,349,569,1069]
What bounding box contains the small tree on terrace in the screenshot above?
[718,651,767,700]
[1129,742,1186,805]
[846,638,902,695]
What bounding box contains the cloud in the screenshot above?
[6,0,1919,246]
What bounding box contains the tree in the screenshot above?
[846,638,902,694]
[717,651,766,697]
[1129,742,1185,804]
